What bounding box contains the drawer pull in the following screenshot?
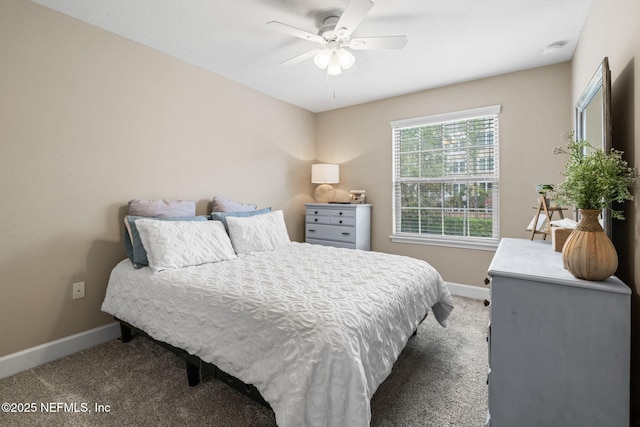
[308,229,316,233]
[341,232,350,236]
[339,220,343,224]
[314,218,318,222]
[314,211,318,214]
[339,212,343,215]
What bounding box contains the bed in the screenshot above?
[101,200,454,427]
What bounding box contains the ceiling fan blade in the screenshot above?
[266,21,325,44]
[279,48,322,66]
[349,35,408,50]
[335,0,374,39]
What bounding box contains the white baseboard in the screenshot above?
[446,282,490,300]
[0,322,120,379]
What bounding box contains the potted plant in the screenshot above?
[536,183,554,195]
[552,131,638,280]
[535,183,554,207]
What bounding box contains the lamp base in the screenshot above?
[314,184,336,203]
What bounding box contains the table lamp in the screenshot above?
[312,164,339,203]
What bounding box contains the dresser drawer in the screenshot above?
[306,238,356,249]
[306,214,330,225]
[306,224,357,243]
[327,208,355,218]
[306,207,330,216]
[328,216,355,226]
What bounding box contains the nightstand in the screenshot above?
[305,203,371,250]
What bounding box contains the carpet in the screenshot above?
[0,296,489,426]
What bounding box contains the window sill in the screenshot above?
[389,234,499,251]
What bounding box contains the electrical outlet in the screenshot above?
[72,281,85,300]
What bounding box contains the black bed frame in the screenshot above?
[116,313,426,409]
[116,318,270,408]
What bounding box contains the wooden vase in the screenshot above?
[562,209,618,281]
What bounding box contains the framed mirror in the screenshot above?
[575,57,612,237]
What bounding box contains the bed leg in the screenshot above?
[120,323,132,343]
[186,359,201,387]
[411,312,428,338]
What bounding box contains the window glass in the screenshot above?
[391,105,501,249]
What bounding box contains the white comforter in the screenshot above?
[102,242,454,426]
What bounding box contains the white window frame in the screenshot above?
[390,105,501,251]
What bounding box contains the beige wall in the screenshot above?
[317,63,572,286]
[0,0,316,357]
[570,0,640,420]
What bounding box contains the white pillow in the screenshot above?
[226,210,290,255]
[135,219,236,272]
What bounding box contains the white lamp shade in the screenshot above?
[311,164,339,184]
[336,48,355,69]
[326,53,342,76]
[313,48,332,69]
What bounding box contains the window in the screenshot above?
[390,105,501,250]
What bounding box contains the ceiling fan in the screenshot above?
[267,0,408,76]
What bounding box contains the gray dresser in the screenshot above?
[304,203,371,250]
[487,238,630,426]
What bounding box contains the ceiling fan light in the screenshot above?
[327,53,343,75]
[336,48,355,69]
[313,48,332,69]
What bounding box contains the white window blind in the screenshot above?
[390,105,501,250]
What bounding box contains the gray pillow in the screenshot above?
[128,199,196,217]
[212,196,256,212]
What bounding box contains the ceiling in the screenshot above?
[32,0,592,113]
